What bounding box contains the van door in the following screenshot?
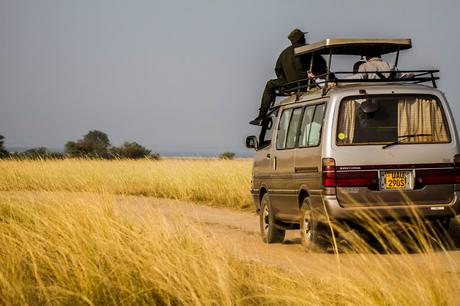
[253,113,277,196]
[295,103,326,200]
[271,107,303,219]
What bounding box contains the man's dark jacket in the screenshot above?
[275,45,327,84]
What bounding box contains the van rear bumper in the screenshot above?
[322,192,460,220]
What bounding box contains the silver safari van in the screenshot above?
[246,39,460,250]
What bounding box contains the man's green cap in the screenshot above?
[288,28,307,42]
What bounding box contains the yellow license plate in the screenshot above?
[382,171,412,190]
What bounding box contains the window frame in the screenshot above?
[257,110,278,150]
[298,103,326,149]
[276,107,297,150]
[275,102,327,151]
[335,94,452,147]
[285,107,304,149]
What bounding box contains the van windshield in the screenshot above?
[336,95,450,145]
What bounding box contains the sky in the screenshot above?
[0,0,459,156]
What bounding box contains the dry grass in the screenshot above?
[0,159,252,209]
[0,193,459,305]
[0,193,307,305]
[0,159,459,305]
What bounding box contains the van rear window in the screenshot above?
[336,95,450,145]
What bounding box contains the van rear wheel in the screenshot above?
[259,193,285,243]
[300,198,330,252]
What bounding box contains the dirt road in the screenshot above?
[2,191,459,277]
[115,195,460,277]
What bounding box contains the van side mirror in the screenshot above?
[245,136,258,150]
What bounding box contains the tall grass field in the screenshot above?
[0,159,459,305]
[0,159,252,209]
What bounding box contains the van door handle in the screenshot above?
[266,154,271,159]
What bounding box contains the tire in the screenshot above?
[259,193,285,243]
[300,197,331,252]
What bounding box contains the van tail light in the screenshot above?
[322,158,336,187]
[336,171,378,187]
[416,155,460,185]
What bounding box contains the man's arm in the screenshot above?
[312,54,328,76]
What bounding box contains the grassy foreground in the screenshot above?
[0,193,459,305]
[0,159,252,209]
[0,159,459,305]
[0,193,308,305]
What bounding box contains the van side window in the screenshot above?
[285,108,303,149]
[309,104,325,146]
[276,109,293,149]
[299,104,325,147]
[299,105,315,147]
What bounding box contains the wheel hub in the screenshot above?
[303,213,312,240]
[263,205,270,234]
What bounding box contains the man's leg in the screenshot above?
[250,79,282,125]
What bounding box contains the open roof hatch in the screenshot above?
[294,38,412,56]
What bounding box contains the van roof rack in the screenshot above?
[277,69,440,96]
[272,38,439,97]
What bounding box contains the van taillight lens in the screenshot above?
[322,158,336,187]
[335,171,378,187]
[415,155,460,185]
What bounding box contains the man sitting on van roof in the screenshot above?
[250,29,327,126]
[354,51,399,80]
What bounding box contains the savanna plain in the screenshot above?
[0,159,459,305]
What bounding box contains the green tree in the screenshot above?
[83,130,111,157]
[64,141,83,157]
[111,141,157,159]
[65,130,111,158]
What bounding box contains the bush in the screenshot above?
[8,148,65,160]
[110,141,154,159]
[23,147,47,159]
[65,130,111,158]
[149,152,161,160]
[219,152,236,160]
[0,134,8,158]
[65,131,159,160]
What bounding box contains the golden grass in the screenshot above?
[0,193,305,305]
[0,159,459,305]
[0,159,252,209]
[0,192,458,305]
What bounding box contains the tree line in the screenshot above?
[0,130,160,160]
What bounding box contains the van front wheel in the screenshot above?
[300,198,329,252]
[259,193,285,243]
